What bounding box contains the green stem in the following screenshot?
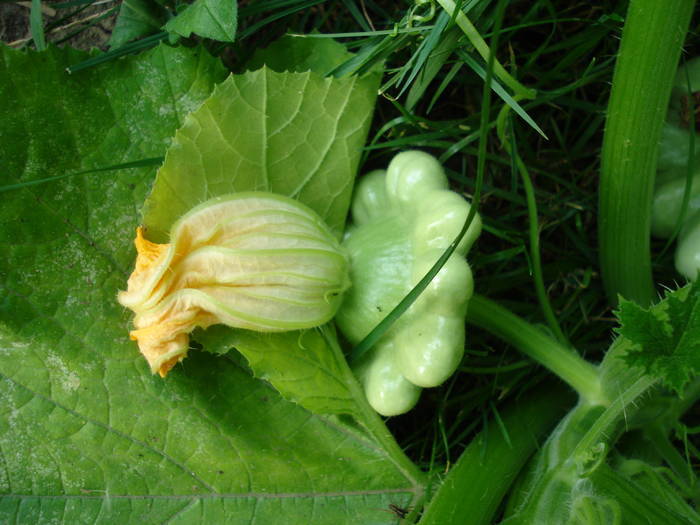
[352,377,427,486]
[435,0,535,100]
[599,0,695,305]
[518,154,568,344]
[467,294,604,404]
[501,114,568,345]
[321,327,426,487]
[418,382,574,525]
[572,376,657,462]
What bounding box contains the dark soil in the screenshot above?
[1,0,116,50]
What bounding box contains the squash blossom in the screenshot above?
[118,193,350,377]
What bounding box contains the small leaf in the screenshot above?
[617,280,700,394]
[110,0,169,48]
[616,299,670,355]
[164,0,237,42]
[226,327,361,416]
[246,34,354,76]
[195,324,364,416]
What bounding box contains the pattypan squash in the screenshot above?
[336,150,481,416]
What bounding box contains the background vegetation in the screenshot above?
[2,0,700,522]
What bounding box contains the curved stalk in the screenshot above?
[319,327,426,487]
[467,294,604,404]
[497,108,568,345]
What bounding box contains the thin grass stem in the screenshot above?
[435,0,535,100]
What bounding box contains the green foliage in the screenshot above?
[110,0,169,48]
[246,34,354,76]
[3,1,700,523]
[111,0,237,47]
[0,43,225,244]
[193,323,387,418]
[214,327,362,415]
[141,40,380,241]
[164,0,237,42]
[618,280,700,395]
[0,42,418,524]
[141,67,377,241]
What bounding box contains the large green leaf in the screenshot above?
[0,43,225,245]
[140,39,383,421]
[142,66,379,241]
[0,46,419,523]
[110,0,169,48]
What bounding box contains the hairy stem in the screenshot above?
[589,463,697,524]
[599,0,695,305]
[572,375,657,461]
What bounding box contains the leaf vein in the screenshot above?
[0,372,217,494]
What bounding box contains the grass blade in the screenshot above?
[435,0,535,100]
[30,0,47,51]
[1,157,164,193]
[66,32,168,74]
[458,49,547,139]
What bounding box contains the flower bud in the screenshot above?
[118,193,350,377]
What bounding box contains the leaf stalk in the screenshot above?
[467,295,605,404]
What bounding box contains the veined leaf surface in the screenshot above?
[0,45,417,524]
[142,66,379,241]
